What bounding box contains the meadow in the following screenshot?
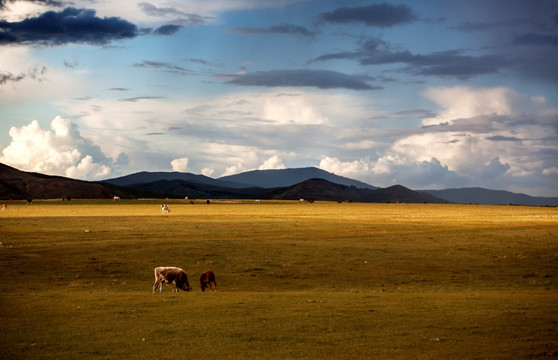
[0,200,557,359]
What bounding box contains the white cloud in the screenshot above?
[0,47,82,106]
[0,116,111,179]
[319,156,369,178]
[259,155,285,170]
[222,163,247,177]
[422,86,515,126]
[263,95,327,125]
[542,167,558,175]
[201,167,215,177]
[171,157,189,172]
[66,155,111,179]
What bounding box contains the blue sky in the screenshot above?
[1,0,557,196]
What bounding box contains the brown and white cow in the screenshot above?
[152,267,192,293]
[199,270,217,292]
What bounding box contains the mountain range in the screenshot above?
[1,162,556,205]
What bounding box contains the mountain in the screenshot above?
[219,167,378,189]
[265,179,445,203]
[0,163,168,200]
[127,179,270,199]
[422,188,558,206]
[103,171,247,189]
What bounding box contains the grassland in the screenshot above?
[0,200,557,359]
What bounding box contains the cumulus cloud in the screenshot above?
[316,86,558,195]
[319,156,369,179]
[259,155,285,170]
[171,157,189,172]
[0,116,111,179]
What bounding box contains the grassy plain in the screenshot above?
[0,200,557,359]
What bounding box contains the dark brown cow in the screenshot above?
[152,267,192,293]
[199,270,217,292]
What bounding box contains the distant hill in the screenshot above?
[128,179,270,199]
[0,163,170,200]
[2,163,556,205]
[219,167,378,189]
[422,188,558,206]
[265,179,445,203]
[103,171,247,189]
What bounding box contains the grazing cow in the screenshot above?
[161,204,170,213]
[113,196,120,201]
[152,267,192,293]
[1,204,7,211]
[199,271,217,292]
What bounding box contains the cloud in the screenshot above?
[319,3,417,28]
[0,65,46,84]
[227,69,380,90]
[0,7,138,45]
[133,60,194,75]
[171,157,189,172]
[138,2,212,26]
[421,86,517,126]
[513,32,558,46]
[0,6,184,46]
[0,0,65,10]
[311,37,507,80]
[259,155,285,170]
[315,86,558,195]
[0,116,111,179]
[229,23,316,38]
[153,24,181,35]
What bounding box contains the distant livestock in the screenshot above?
[152,267,192,293]
[113,196,120,201]
[199,271,217,292]
[161,204,170,213]
[1,204,6,211]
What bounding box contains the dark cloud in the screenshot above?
[319,3,417,28]
[513,32,558,46]
[311,37,507,80]
[227,69,380,90]
[230,23,316,38]
[0,65,46,85]
[133,60,194,75]
[0,7,139,46]
[487,135,522,142]
[138,2,212,27]
[63,58,79,68]
[153,24,182,36]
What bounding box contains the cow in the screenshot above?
[199,270,217,292]
[152,267,192,293]
[113,196,120,201]
[161,204,170,213]
[1,204,6,211]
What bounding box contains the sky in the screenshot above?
[1,0,557,197]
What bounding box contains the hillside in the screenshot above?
[0,163,167,200]
[265,179,445,203]
[423,187,558,206]
[103,171,247,189]
[219,167,378,189]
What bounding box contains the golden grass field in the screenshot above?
[1,200,557,359]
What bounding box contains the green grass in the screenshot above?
[1,200,557,359]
